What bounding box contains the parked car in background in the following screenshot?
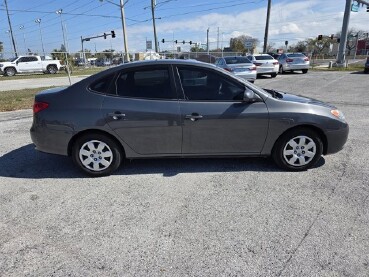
[30,59,348,176]
[215,56,257,83]
[364,57,369,74]
[95,59,112,67]
[247,54,279,78]
[268,53,281,60]
[278,53,310,74]
[0,55,62,76]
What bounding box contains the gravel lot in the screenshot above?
[0,71,368,276]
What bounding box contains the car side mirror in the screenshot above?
[243,89,260,103]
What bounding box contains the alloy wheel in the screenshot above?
[282,135,316,167]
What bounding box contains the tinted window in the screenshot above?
[287,53,306,58]
[177,67,245,101]
[116,66,174,99]
[255,55,274,60]
[89,73,116,94]
[18,57,28,63]
[224,57,251,64]
[29,57,38,62]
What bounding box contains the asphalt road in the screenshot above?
[0,71,368,276]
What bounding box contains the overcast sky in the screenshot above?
[0,0,368,56]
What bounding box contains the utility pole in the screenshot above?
[151,0,158,52]
[4,0,18,57]
[207,28,209,54]
[263,0,272,53]
[336,0,369,66]
[120,0,130,61]
[35,19,45,56]
[217,27,219,50]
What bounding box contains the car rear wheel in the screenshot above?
[4,67,16,77]
[272,128,323,171]
[72,134,122,176]
[364,68,369,74]
[302,69,308,74]
[271,72,277,78]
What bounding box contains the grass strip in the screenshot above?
[0,87,55,112]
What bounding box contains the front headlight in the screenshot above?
[331,109,346,121]
[0,64,3,67]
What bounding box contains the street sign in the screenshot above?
[146,40,152,50]
[244,40,253,48]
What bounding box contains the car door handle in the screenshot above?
[108,112,126,120]
[185,113,203,121]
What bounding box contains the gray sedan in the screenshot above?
[278,53,310,74]
[30,60,348,176]
[215,56,257,82]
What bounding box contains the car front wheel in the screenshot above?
[72,133,122,176]
[272,128,323,171]
[4,67,16,76]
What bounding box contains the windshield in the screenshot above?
[255,55,274,60]
[287,53,306,58]
[9,57,18,62]
[224,57,251,64]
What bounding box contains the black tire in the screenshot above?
[4,67,16,77]
[72,133,122,177]
[272,128,323,171]
[302,69,308,74]
[278,65,284,74]
[271,72,277,78]
[47,65,58,74]
[364,68,369,74]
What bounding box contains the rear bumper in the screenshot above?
[234,71,257,81]
[30,117,72,156]
[256,66,278,74]
[284,64,310,71]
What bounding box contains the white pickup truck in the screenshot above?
[0,55,62,77]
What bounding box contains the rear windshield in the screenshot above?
[224,57,251,64]
[287,53,306,58]
[255,55,274,60]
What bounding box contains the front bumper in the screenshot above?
[325,123,349,155]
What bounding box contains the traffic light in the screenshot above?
[182,40,185,44]
[285,40,288,46]
[367,6,369,12]
[174,40,178,44]
[189,41,192,45]
[337,38,341,43]
[161,39,165,43]
[104,33,107,39]
[318,35,323,40]
[111,30,115,38]
[330,34,334,40]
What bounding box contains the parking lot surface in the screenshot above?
[0,71,368,276]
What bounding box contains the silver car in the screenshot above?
[215,56,256,83]
[30,59,348,176]
[278,53,310,74]
[247,54,279,78]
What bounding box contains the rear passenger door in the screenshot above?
[100,65,182,155]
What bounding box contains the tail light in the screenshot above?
[224,67,233,72]
[254,62,262,66]
[304,57,309,61]
[273,61,279,65]
[33,101,49,113]
[286,58,294,63]
[251,65,256,71]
